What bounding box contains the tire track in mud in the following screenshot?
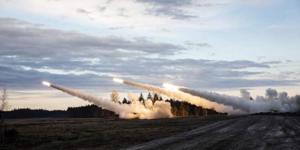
[126,116,300,150]
[126,118,238,150]
[166,116,259,150]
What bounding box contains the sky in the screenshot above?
[0,0,300,110]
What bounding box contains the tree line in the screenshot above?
[1,91,226,119]
[1,105,117,119]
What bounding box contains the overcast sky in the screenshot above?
[0,0,300,110]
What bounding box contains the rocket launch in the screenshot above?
[41,81,173,119]
[42,78,300,115]
[179,87,300,113]
[113,79,300,113]
[113,78,229,112]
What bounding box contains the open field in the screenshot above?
[128,115,300,150]
[2,115,300,150]
[2,116,229,150]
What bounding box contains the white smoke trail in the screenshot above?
[113,78,300,113]
[42,81,173,119]
[113,78,232,112]
[179,87,300,113]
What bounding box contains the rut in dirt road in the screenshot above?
[126,116,300,150]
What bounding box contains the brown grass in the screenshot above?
[4,116,229,150]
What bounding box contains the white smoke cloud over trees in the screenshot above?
[180,88,300,113]
[46,82,173,119]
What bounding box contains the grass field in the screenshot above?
[2,116,229,149]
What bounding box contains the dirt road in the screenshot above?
[127,115,300,150]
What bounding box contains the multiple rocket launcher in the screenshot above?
[41,78,239,112]
[42,77,289,113]
[42,79,180,119]
[42,78,185,102]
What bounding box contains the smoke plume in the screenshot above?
[180,87,300,113]
[240,89,251,99]
[42,81,173,119]
[114,78,233,112]
[113,78,300,113]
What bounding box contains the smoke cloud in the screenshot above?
[266,88,278,100]
[115,78,233,112]
[240,89,251,99]
[180,87,300,113]
[43,81,173,119]
[113,78,300,114]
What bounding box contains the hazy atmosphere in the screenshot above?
[1,0,300,110]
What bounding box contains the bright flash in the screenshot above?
[42,81,51,87]
[163,83,179,92]
[113,78,124,84]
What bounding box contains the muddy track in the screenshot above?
[126,116,300,150]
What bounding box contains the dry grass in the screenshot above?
[4,116,229,149]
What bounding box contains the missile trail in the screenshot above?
[179,87,300,113]
[41,81,173,119]
[179,88,251,112]
[113,78,225,110]
[42,81,128,114]
[43,81,101,105]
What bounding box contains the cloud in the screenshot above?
[0,0,239,33]
[136,0,196,20]
[76,8,91,14]
[136,0,230,20]
[185,41,212,47]
[144,6,196,20]
[0,17,184,57]
[1,53,298,91]
[97,6,106,12]
[137,0,192,6]
[0,16,298,91]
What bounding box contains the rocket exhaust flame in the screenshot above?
[113,78,124,84]
[162,83,179,92]
[41,81,173,119]
[42,81,51,87]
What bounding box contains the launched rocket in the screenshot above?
[41,81,133,117]
[112,78,222,109]
[113,78,184,99]
[42,81,105,104]
[41,80,173,119]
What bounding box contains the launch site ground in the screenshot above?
[3,115,300,150]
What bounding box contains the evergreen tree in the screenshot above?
[147,92,152,100]
[138,93,145,105]
[152,93,159,104]
[153,93,159,101]
[122,98,128,104]
[138,93,144,102]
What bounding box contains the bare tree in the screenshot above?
[110,90,119,103]
[1,88,7,144]
[1,88,7,111]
